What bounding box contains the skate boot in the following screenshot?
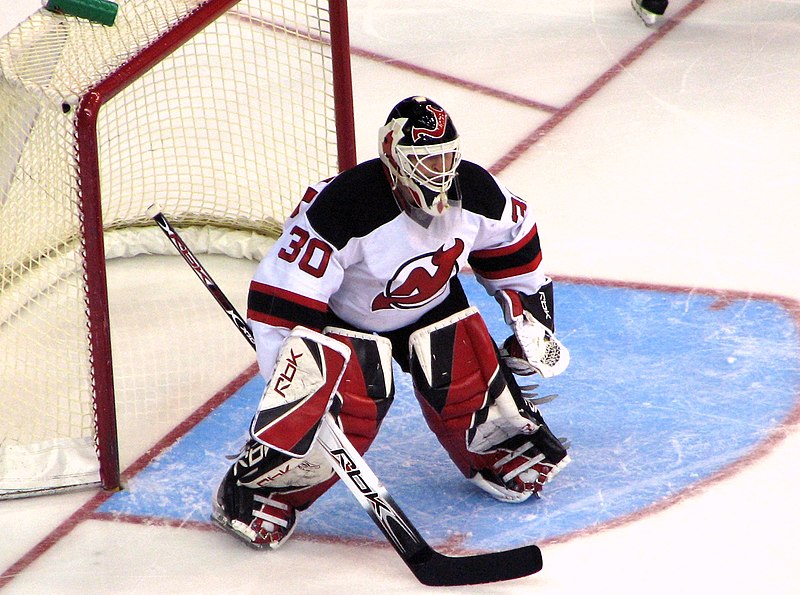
[211,468,297,550]
[631,0,668,26]
[470,433,571,503]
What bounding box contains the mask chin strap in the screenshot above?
[390,172,462,228]
[420,185,448,215]
[421,172,462,213]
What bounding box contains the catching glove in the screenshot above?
[496,288,570,378]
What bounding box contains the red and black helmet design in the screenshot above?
[387,96,459,146]
[379,96,462,219]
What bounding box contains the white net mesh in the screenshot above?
[0,0,346,496]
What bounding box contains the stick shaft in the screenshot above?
[150,210,255,349]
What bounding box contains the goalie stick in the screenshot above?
[149,208,544,586]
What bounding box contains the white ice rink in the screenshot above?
[2,1,800,593]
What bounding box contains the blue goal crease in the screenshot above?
[98,277,800,548]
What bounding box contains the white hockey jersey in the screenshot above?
[247,158,550,378]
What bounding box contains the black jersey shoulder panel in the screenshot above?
[455,160,506,221]
[306,159,401,250]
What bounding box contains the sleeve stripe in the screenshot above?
[472,252,543,280]
[249,281,328,312]
[470,224,538,259]
[468,224,542,278]
[248,311,303,330]
[247,281,328,331]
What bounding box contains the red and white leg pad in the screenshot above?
[213,328,395,549]
[251,326,351,457]
[409,307,569,502]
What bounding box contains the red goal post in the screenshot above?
[0,0,355,497]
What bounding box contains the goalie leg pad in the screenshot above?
[250,326,350,457]
[409,307,569,501]
[248,328,393,495]
[213,329,395,548]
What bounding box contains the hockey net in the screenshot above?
[0,0,354,497]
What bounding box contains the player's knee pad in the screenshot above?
[409,307,567,498]
[324,327,395,454]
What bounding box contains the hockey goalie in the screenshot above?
[211,96,572,549]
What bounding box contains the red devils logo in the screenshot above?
[372,239,464,311]
[411,106,448,142]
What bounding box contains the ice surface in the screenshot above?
[2,1,800,593]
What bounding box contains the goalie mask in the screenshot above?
[379,96,462,218]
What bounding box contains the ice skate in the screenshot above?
[632,0,669,26]
[211,472,297,550]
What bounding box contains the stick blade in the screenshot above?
[409,544,543,586]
